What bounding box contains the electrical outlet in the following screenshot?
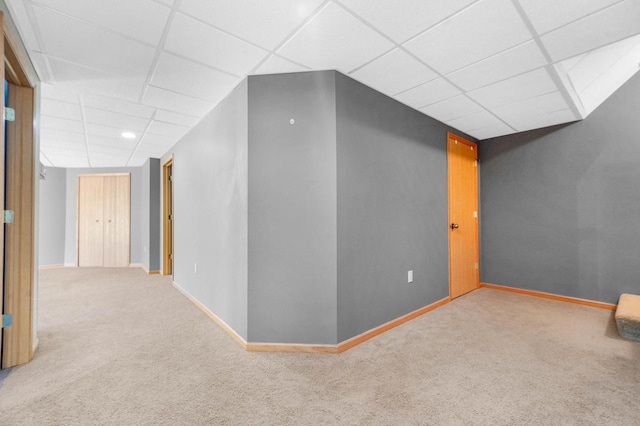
[408,270,413,283]
[194,263,198,274]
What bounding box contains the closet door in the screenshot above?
[78,176,104,266]
[103,175,130,267]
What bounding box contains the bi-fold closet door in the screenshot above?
[77,174,130,267]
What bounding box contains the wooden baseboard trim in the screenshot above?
[38,264,64,270]
[148,270,160,275]
[337,296,450,353]
[172,283,450,354]
[479,283,617,311]
[64,263,76,267]
[172,281,248,349]
[245,342,338,354]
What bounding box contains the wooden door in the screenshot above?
[448,133,479,299]
[162,158,173,275]
[3,83,35,367]
[0,12,5,365]
[78,176,104,267]
[103,175,130,267]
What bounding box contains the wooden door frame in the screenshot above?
[162,156,173,276]
[447,132,480,299]
[1,9,38,368]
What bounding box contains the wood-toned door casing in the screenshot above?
[447,133,480,299]
[162,157,173,275]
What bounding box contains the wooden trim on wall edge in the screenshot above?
[172,281,248,349]
[336,296,450,353]
[479,283,617,311]
[38,264,65,270]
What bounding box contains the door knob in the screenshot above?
[450,223,459,230]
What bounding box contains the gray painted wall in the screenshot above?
[149,159,161,271]
[335,73,464,341]
[140,158,161,272]
[141,159,151,270]
[63,167,143,265]
[248,71,337,344]
[479,72,640,304]
[166,80,248,339]
[38,166,67,266]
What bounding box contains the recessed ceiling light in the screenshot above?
[121,131,136,139]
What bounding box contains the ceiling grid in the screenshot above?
[6,0,640,167]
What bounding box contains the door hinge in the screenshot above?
[2,314,12,328]
[168,214,172,220]
[169,175,173,181]
[3,210,14,223]
[473,211,478,218]
[474,263,479,270]
[3,107,15,122]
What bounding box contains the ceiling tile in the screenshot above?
[351,48,438,95]
[89,135,140,150]
[404,0,531,75]
[446,40,548,91]
[143,86,214,117]
[340,0,477,43]
[41,98,82,121]
[32,5,156,77]
[446,110,505,133]
[45,155,89,167]
[82,93,155,119]
[155,0,174,5]
[277,2,394,73]
[467,68,556,109]
[147,121,189,138]
[467,122,514,140]
[420,95,484,123]
[492,92,570,129]
[519,0,621,35]
[253,55,310,75]
[31,0,171,45]
[179,0,324,50]
[83,107,150,132]
[41,115,85,134]
[39,129,85,143]
[154,110,200,127]
[395,78,460,109]
[41,140,86,152]
[541,0,640,61]
[504,108,577,133]
[41,82,80,104]
[47,57,145,102]
[165,13,268,75]
[139,133,176,149]
[151,52,240,101]
[86,123,137,139]
[567,34,640,95]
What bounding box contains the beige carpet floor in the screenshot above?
[0,268,638,425]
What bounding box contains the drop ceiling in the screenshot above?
[6,0,640,168]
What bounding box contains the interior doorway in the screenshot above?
[162,157,173,276]
[447,132,480,299]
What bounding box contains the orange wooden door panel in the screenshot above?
[448,133,479,299]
